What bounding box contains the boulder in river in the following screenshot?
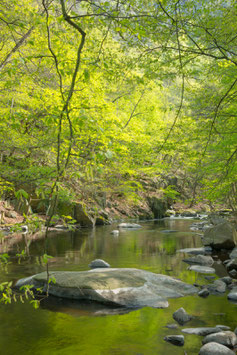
[172,307,192,325]
[15,268,198,309]
[177,247,212,255]
[188,265,216,274]
[198,288,210,298]
[89,259,110,269]
[207,280,226,294]
[74,203,95,228]
[202,221,236,250]
[182,254,214,266]
[199,342,236,355]
[202,331,237,348]
[182,327,222,336]
[164,335,184,346]
[227,287,237,302]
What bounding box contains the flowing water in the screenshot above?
[0,218,236,355]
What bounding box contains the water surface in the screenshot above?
[0,218,236,354]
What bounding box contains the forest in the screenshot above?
[0,0,236,220]
[0,2,237,354]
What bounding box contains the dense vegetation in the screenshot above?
[0,0,237,213]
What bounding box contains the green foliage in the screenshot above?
[161,186,180,200]
[0,0,236,213]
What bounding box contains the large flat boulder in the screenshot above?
[15,268,197,309]
[202,221,236,250]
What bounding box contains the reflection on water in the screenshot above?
[0,218,236,355]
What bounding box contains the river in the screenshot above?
[0,218,236,354]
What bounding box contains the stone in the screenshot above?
[199,342,236,355]
[234,327,237,335]
[183,254,214,266]
[177,247,212,255]
[230,247,237,259]
[111,230,119,235]
[5,210,18,218]
[226,259,237,272]
[173,307,192,325]
[220,277,232,285]
[147,196,168,219]
[198,288,210,298]
[205,276,215,281]
[182,327,222,336]
[89,259,110,269]
[207,280,226,294]
[15,268,198,309]
[202,221,236,250]
[227,287,237,302]
[188,265,216,274]
[118,223,141,229]
[202,331,237,348]
[216,325,231,331]
[229,270,237,277]
[180,211,198,217]
[74,203,95,228]
[209,214,227,225]
[164,335,184,346]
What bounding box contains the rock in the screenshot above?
[166,323,179,329]
[164,335,184,346]
[182,327,222,336]
[188,265,216,274]
[54,224,68,230]
[220,277,232,285]
[207,280,226,294]
[183,254,214,266]
[226,259,237,272]
[190,222,209,231]
[230,247,237,259]
[15,268,198,309]
[118,223,141,229]
[95,217,107,226]
[198,288,210,298]
[177,247,212,255]
[111,230,119,235]
[216,325,231,331]
[5,210,18,218]
[199,342,236,355]
[202,221,236,250]
[234,327,237,335]
[229,270,237,277]
[89,259,110,269]
[205,276,215,281]
[180,211,198,217]
[202,331,237,348]
[74,203,95,228]
[173,307,192,325]
[165,209,176,217]
[147,196,168,219]
[209,214,227,225]
[227,287,237,302]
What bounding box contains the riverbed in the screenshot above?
[0,218,236,354]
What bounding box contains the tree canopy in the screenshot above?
[0,0,236,210]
